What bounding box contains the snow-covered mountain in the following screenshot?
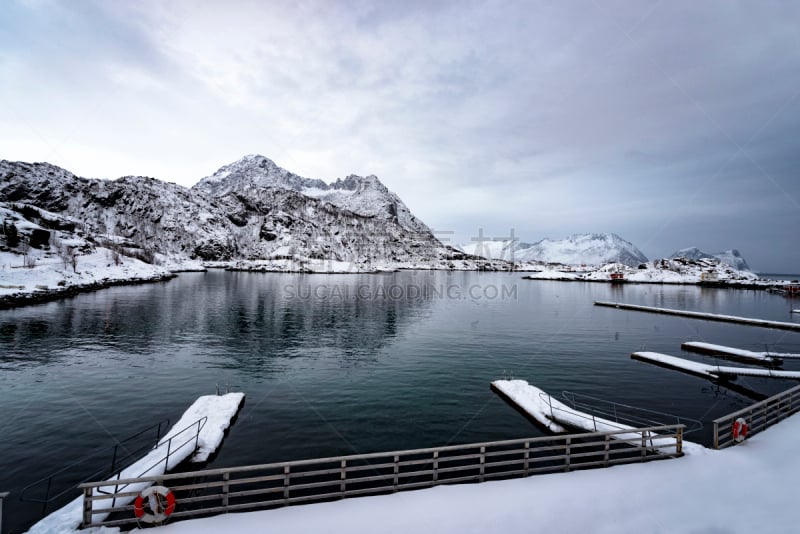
[669,247,751,272]
[0,157,489,270]
[519,234,648,267]
[194,155,431,236]
[458,233,648,267]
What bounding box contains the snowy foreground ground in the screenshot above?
[120,413,799,534]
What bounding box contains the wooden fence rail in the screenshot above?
[713,384,800,449]
[78,424,684,529]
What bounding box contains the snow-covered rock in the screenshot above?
[0,157,503,274]
[669,247,751,272]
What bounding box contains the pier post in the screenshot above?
[641,432,646,459]
[604,435,610,467]
[479,447,486,482]
[283,466,290,505]
[222,472,229,509]
[564,438,571,472]
[676,426,683,455]
[82,486,93,527]
[524,442,530,475]
[432,451,439,483]
[393,456,399,491]
[340,460,346,497]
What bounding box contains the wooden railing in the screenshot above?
[713,384,800,449]
[78,425,684,529]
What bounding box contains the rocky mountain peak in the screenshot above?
[193,154,327,196]
[331,174,388,193]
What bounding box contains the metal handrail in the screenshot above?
[98,416,208,496]
[78,424,685,529]
[559,391,703,434]
[19,418,170,513]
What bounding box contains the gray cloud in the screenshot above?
[1,0,799,271]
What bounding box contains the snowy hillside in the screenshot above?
[669,247,751,272]
[0,203,173,306]
[0,157,501,273]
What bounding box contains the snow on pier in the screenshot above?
[491,380,568,433]
[682,342,800,365]
[28,392,245,534]
[491,380,699,453]
[631,352,800,381]
[595,301,800,332]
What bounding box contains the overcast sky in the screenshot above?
[1,1,799,271]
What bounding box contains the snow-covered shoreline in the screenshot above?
[521,258,794,289]
[0,248,178,309]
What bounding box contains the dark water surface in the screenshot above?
[1,271,799,532]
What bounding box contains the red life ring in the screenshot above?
[732,417,748,443]
[133,485,176,523]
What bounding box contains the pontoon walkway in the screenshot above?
[595,301,800,332]
[631,352,800,381]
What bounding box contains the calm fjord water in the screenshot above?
[1,270,799,531]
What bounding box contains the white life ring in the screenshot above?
[134,485,176,523]
[732,417,748,443]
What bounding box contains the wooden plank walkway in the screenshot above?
[595,301,800,332]
[631,352,800,380]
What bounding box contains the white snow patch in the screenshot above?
[491,379,569,433]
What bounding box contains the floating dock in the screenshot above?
[681,342,789,366]
[28,392,245,533]
[631,352,800,381]
[595,301,800,332]
[491,380,700,453]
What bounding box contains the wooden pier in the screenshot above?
[595,301,800,332]
[631,352,800,381]
[681,342,787,367]
[490,380,698,453]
